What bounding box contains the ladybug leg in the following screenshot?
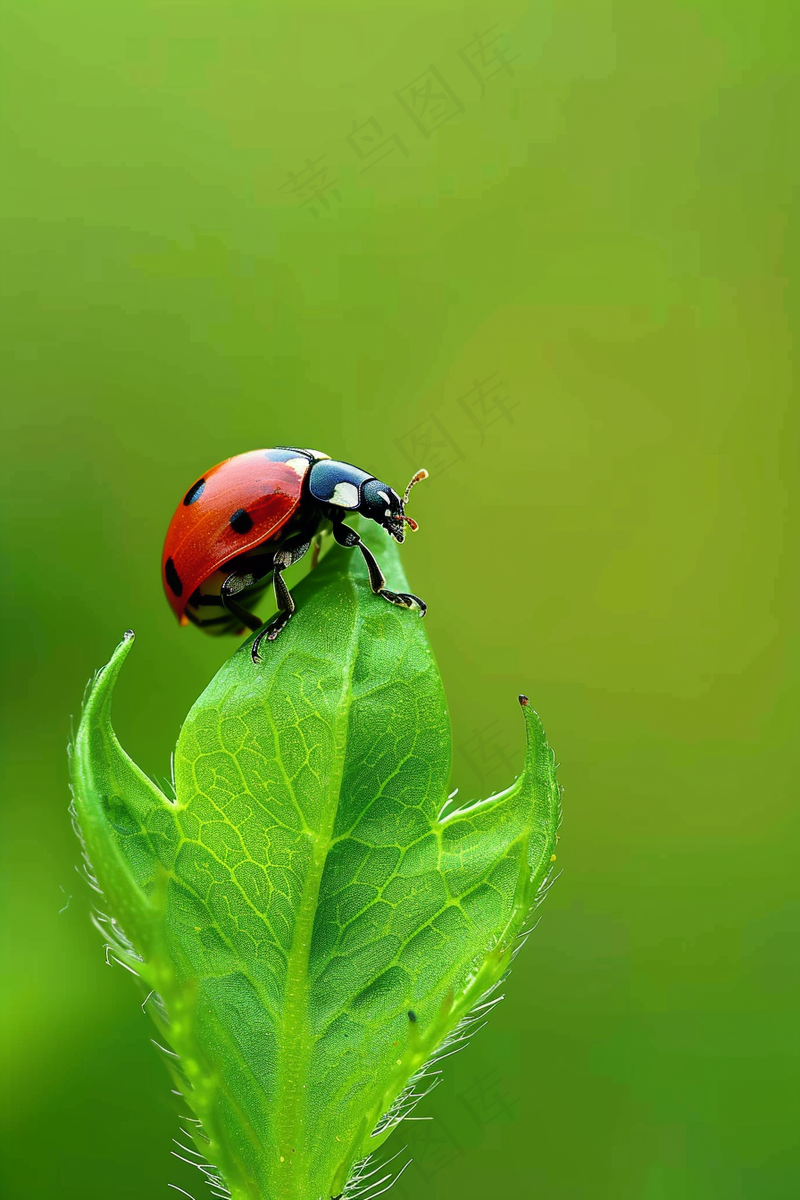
[220,573,264,633]
[220,552,283,633]
[310,534,323,570]
[251,540,311,662]
[331,523,427,617]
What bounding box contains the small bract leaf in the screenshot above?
[70,521,561,1200]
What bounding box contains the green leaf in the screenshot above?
[70,521,561,1200]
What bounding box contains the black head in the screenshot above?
[360,469,428,543]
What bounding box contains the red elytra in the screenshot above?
[161,449,312,624]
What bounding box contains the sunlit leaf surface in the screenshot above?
[70,523,561,1200]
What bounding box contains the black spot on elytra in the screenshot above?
[165,556,183,597]
[183,478,206,505]
[230,508,254,534]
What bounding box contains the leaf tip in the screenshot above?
[518,693,529,707]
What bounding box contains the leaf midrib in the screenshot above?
[274,578,361,1197]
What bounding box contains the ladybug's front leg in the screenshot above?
[331,523,427,618]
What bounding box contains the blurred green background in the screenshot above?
[1,1,797,1197]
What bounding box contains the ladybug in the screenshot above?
[162,447,427,662]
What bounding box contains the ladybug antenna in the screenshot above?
[397,468,427,533]
[402,468,428,507]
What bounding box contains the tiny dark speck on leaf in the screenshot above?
[407,1009,417,1022]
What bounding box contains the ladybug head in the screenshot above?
[360,469,428,543]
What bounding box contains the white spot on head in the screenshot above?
[377,490,390,504]
[304,449,330,461]
[330,481,360,508]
